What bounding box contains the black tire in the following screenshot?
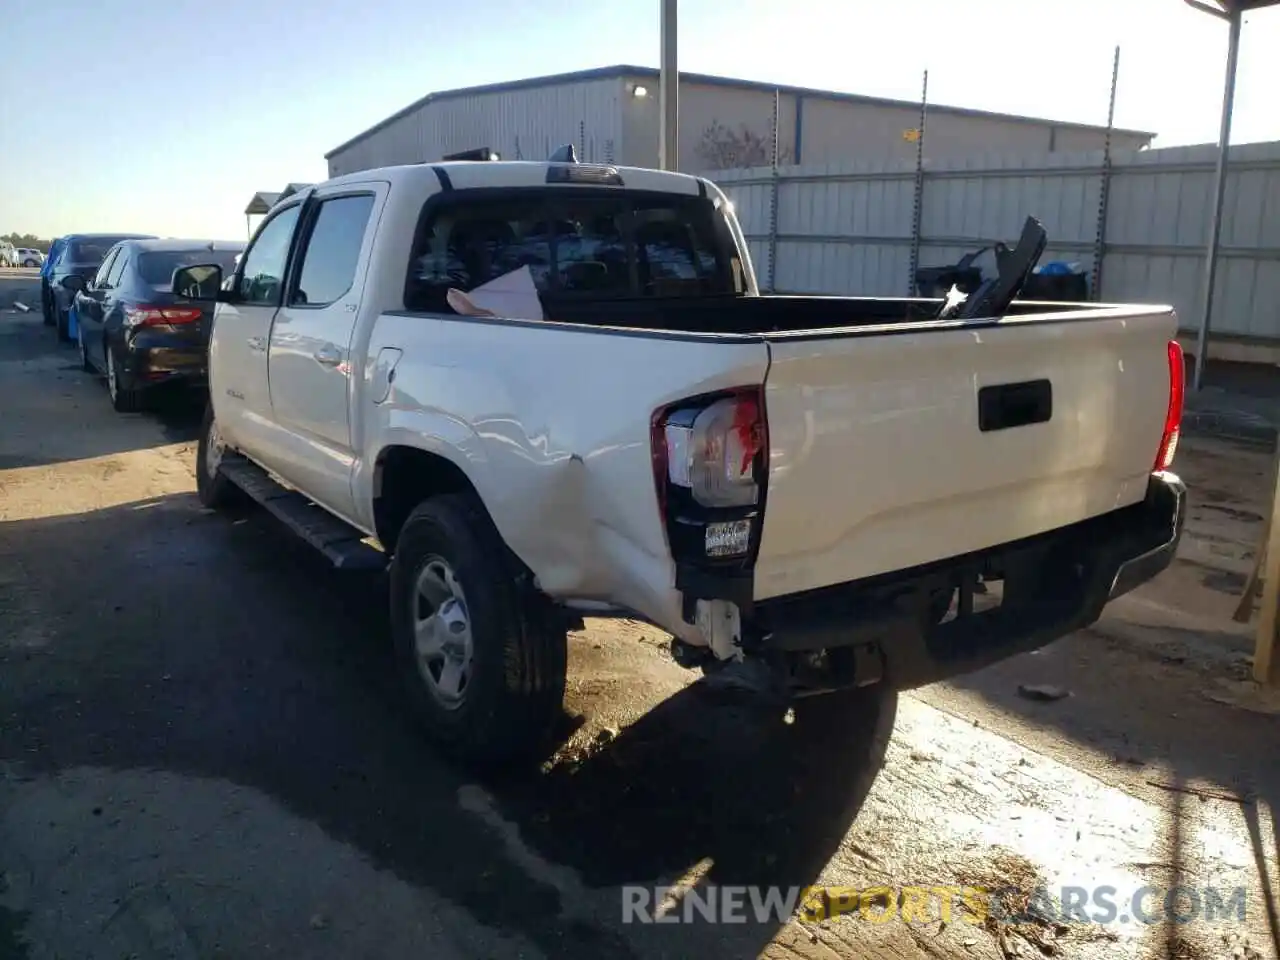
[105,344,143,412]
[55,304,71,342]
[77,323,94,372]
[195,403,243,509]
[41,289,53,326]
[389,494,568,766]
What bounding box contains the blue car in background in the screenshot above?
[39,237,66,325]
[44,233,156,341]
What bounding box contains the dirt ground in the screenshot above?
[1,307,1278,960]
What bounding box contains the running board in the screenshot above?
[219,457,386,571]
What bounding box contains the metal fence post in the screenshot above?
[1091,46,1120,301]
[907,70,929,297]
[1194,7,1243,391]
[767,88,780,293]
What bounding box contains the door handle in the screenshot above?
[314,345,343,366]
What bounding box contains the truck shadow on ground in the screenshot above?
[493,688,894,891]
[0,493,888,959]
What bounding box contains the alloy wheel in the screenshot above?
[412,557,474,708]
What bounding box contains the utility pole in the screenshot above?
[659,0,678,170]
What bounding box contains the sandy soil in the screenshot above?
[1,309,1276,960]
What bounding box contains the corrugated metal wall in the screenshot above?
[328,78,623,177]
[707,141,1280,341]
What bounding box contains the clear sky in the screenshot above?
[1,0,1277,241]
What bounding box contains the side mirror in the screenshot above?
[60,275,85,293]
[172,263,224,301]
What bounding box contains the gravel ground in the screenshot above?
[1,309,1277,960]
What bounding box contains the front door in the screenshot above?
[266,185,382,522]
[210,201,304,461]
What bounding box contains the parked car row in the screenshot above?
[41,232,244,412]
[0,242,44,267]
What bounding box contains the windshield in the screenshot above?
[138,249,243,288]
[406,191,748,312]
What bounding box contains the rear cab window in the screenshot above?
[404,190,748,314]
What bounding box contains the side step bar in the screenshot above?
[219,457,386,571]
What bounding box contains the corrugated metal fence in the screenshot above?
[703,140,1280,341]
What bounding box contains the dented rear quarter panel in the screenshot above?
[358,312,770,639]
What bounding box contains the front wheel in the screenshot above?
[195,403,243,509]
[389,494,568,766]
[55,305,71,342]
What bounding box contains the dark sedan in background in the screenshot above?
[71,238,244,412]
[44,233,157,342]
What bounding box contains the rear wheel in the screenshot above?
[195,403,242,509]
[389,494,568,766]
[54,305,71,342]
[41,293,53,326]
[76,324,94,372]
[105,345,143,412]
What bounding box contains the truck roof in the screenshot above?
[318,161,709,198]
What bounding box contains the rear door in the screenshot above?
[751,308,1178,601]
[265,184,383,520]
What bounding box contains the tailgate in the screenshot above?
[752,308,1178,602]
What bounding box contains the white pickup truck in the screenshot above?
[173,152,1187,765]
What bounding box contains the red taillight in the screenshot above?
[659,389,765,508]
[651,387,768,562]
[125,305,203,328]
[1155,340,1185,472]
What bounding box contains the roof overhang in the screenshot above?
[244,192,281,216]
[1185,0,1280,16]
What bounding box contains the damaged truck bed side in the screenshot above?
[175,154,1186,765]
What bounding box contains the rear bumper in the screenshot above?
[739,472,1186,693]
[122,339,207,387]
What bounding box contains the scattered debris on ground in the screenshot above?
[1017,684,1071,702]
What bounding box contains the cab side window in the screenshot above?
[238,204,303,305]
[289,194,375,307]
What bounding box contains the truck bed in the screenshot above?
[373,296,1178,623]
[540,292,1102,337]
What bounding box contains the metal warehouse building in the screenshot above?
[325,65,1155,177]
